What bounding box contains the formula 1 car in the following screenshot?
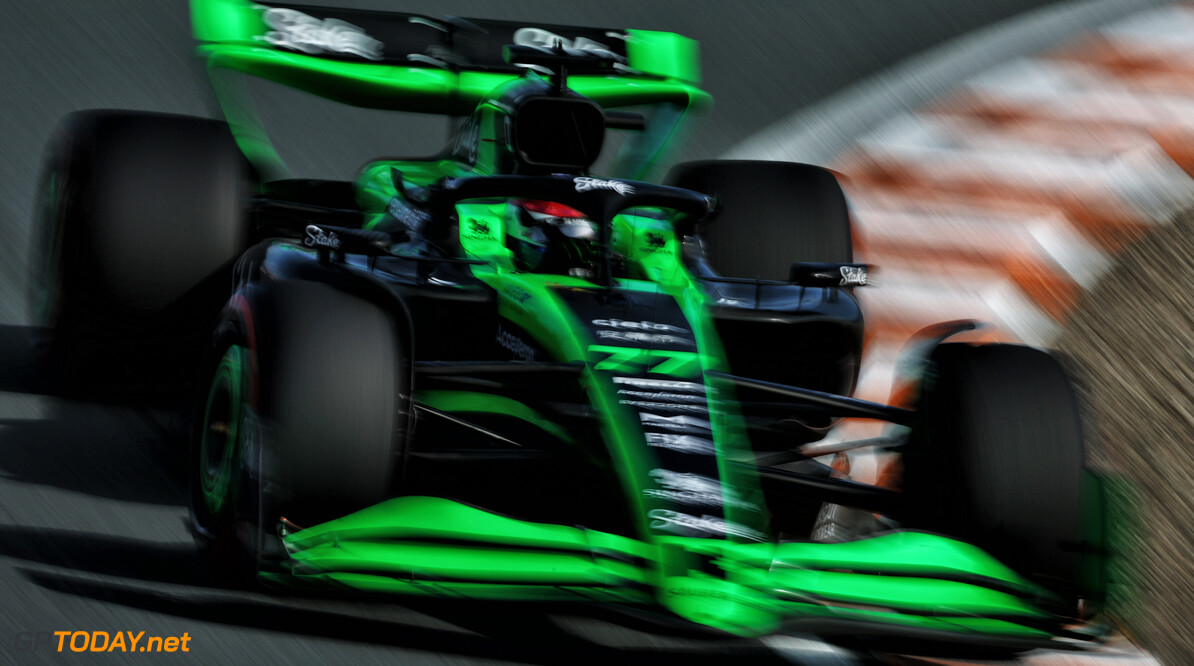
[30,0,1108,656]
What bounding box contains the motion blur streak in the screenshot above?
[851,4,1194,394]
[738,4,1194,664]
[800,4,1194,451]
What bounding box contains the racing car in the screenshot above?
[30,0,1108,656]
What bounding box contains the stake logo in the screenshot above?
[647,509,764,541]
[574,177,635,196]
[304,225,340,249]
[839,265,868,286]
[262,8,384,60]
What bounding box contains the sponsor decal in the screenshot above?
[452,119,480,164]
[496,326,536,361]
[596,330,695,347]
[502,284,533,304]
[647,509,765,541]
[644,432,716,455]
[650,468,721,494]
[387,197,432,232]
[645,488,723,508]
[574,177,635,196]
[640,232,669,254]
[616,390,706,404]
[638,412,712,432]
[513,27,624,56]
[261,8,384,60]
[839,265,868,286]
[304,225,340,249]
[592,318,688,335]
[646,469,760,511]
[620,400,708,413]
[613,377,705,393]
[463,218,491,241]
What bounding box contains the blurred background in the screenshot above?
[1,0,1189,663]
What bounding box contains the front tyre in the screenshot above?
[191,281,410,577]
[902,343,1101,607]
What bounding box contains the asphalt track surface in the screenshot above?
[0,1,1092,664]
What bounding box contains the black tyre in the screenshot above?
[665,160,853,280]
[903,343,1097,603]
[31,110,251,392]
[191,280,409,576]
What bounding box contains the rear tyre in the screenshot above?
[665,160,853,280]
[666,163,861,453]
[31,110,250,394]
[902,343,1098,605]
[190,281,409,578]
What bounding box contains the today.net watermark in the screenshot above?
[14,631,191,653]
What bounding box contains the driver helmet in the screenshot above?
[506,199,600,278]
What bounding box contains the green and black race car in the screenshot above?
[31,0,1109,656]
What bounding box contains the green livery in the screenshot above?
[28,0,1109,657]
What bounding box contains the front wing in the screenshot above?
[263,496,1091,649]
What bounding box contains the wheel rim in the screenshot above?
[200,345,246,517]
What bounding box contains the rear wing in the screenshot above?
[191,0,710,115]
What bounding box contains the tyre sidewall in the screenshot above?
[904,343,1090,601]
[192,280,408,576]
